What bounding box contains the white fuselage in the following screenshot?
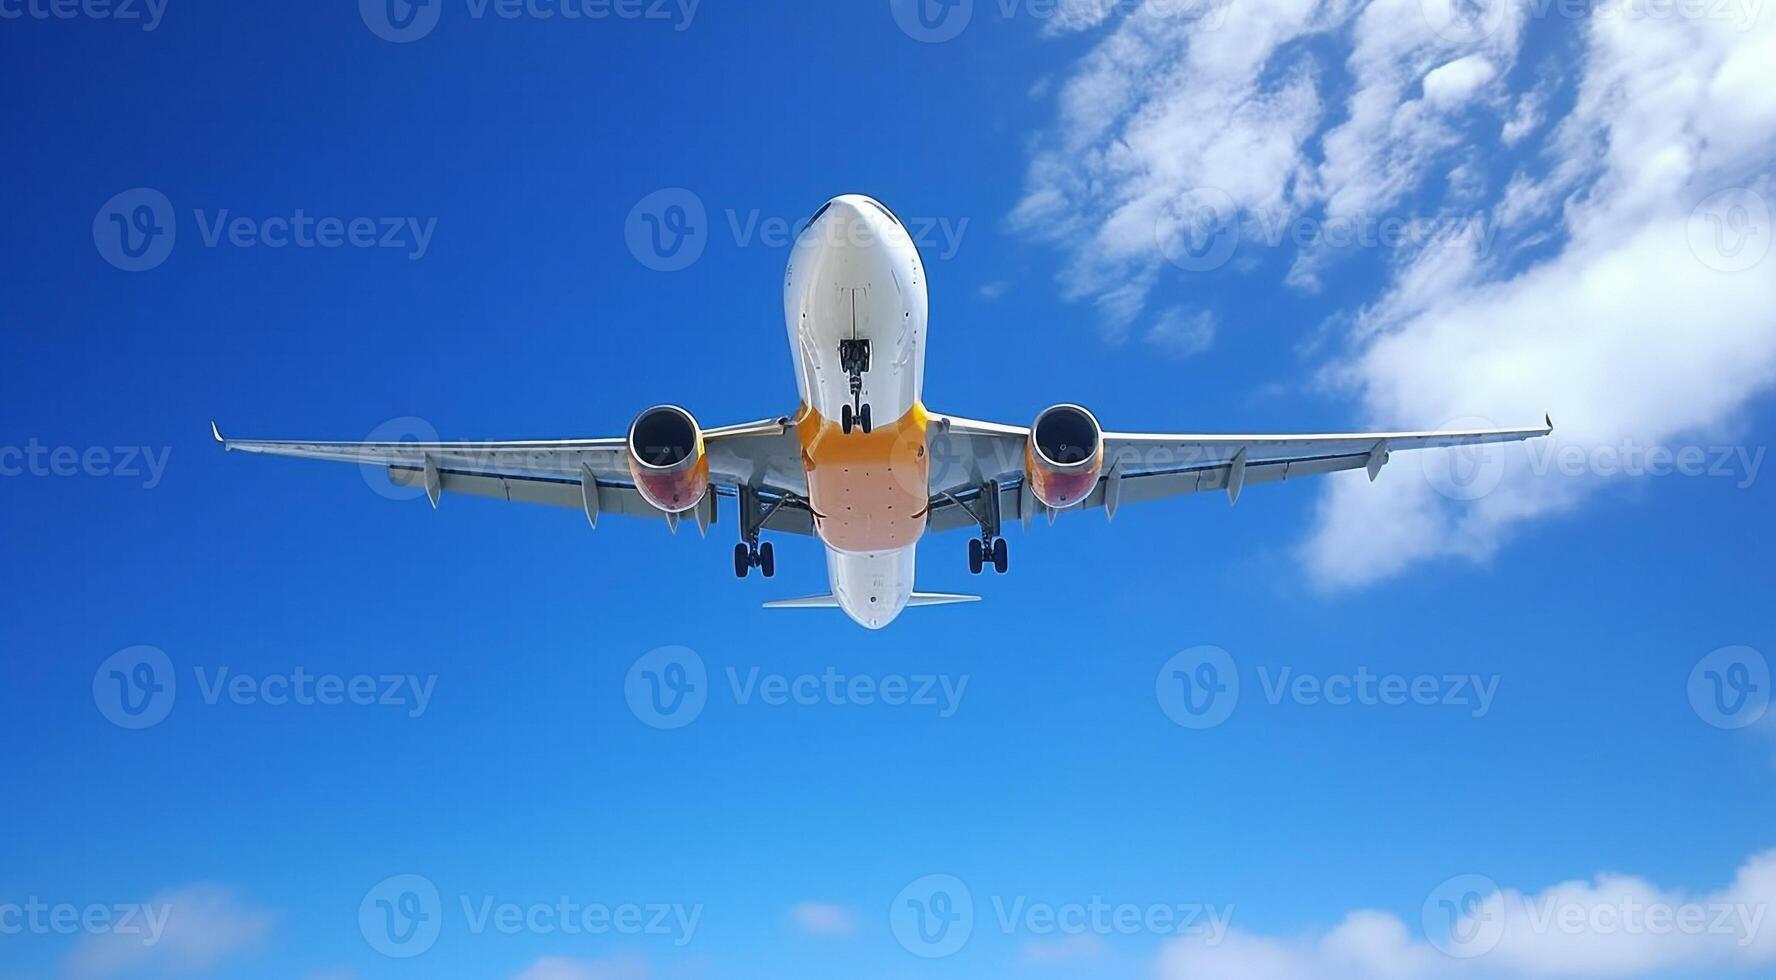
[783,195,931,629]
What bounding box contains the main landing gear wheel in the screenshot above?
[733,541,777,579]
[953,479,1010,576]
[735,485,793,580]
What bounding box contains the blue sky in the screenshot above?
[3,1,1775,978]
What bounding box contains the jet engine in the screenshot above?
[1025,404,1104,510]
[626,405,709,513]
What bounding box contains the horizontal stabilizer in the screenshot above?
[762,594,843,609]
[763,592,982,610]
[908,592,982,607]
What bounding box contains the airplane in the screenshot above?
[214,194,1552,630]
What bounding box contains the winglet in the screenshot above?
[210,420,226,446]
[1545,413,1555,433]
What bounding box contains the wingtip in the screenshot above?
[210,420,226,446]
[1544,412,1555,433]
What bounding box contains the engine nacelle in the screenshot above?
[1025,404,1104,509]
[626,405,709,514]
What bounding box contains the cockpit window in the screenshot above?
[867,199,904,228]
[807,201,834,227]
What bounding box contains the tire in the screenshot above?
[968,538,984,575]
[759,541,776,578]
[734,543,751,579]
[860,403,873,434]
[992,537,1009,574]
[841,404,854,434]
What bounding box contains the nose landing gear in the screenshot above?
[839,338,872,435]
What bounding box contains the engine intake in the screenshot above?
[1025,404,1104,509]
[627,405,709,513]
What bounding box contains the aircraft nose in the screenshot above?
[807,195,901,247]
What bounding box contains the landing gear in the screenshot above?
[839,338,872,434]
[947,480,1011,576]
[734,486,794,579]
[734,539,775,579]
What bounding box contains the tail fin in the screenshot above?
[763,592,982,610]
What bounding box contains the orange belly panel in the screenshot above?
[796,403,931,553]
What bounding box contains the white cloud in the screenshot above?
[789,901,858,937]
[1158,850,1776,979]
[1304,10,1776,587]
[1011,0,1337,332]
[1422,55,1498,107]
[1147,306,1219,357]
[63,884,273,980]
[1016,0,1776,587]
[512,955,651,980]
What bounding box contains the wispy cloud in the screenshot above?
[63,884,273,980]
[1016,0,1776,587]
[1157,850,1776,978]
[511,954,652,980]
[789,901,859,937]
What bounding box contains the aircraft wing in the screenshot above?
[211,417,816,536]
[923,413,1554,532]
